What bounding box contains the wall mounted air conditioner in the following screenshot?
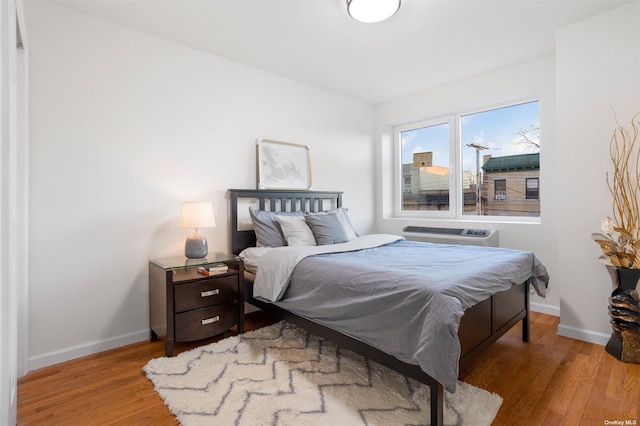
[402,226,499,247]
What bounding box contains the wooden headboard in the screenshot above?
[228,189,343,254]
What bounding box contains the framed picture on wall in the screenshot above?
[256,139,312,190]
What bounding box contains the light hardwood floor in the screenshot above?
[18,311,640,425]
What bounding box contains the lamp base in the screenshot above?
[185,232,208,259]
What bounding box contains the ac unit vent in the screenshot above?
[402,226,498,247]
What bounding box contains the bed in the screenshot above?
[228,188,548,426]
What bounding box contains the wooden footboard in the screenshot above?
[459,282,529,368]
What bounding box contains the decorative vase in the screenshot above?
[605,266,640,363]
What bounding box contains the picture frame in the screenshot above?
[256,139,312,190]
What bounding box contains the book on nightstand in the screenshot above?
[197,265,229,276]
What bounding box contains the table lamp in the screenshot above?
[179,201,216,259]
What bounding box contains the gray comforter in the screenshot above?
[265,239,548,393]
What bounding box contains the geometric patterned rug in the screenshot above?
[144,321,502,426]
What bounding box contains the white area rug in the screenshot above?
[144,322,502,426]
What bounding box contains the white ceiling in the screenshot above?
[51,0,630,104]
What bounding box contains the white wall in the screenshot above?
[556,2,640,344]
[374,55,559,315]
[25,1,375,370]
[1,0,28,421]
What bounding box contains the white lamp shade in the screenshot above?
[179,201,216,229]
[347,0,400,23]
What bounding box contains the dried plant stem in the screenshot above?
[608,112,640,241]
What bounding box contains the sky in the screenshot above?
[401,100,540,177]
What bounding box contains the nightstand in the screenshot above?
[148,253,245,356]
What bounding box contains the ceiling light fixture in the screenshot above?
[347,0,401,23]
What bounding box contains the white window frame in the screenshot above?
[393,98,540,223]
[394,115,456,218]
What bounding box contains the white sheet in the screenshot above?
[239,246,273,273]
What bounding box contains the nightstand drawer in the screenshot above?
[174,301,238,342]
[174,275,238,312]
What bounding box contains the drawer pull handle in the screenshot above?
[201,289,220,297]
[201,316,220,326]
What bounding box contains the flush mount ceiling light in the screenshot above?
[347,0,401,23]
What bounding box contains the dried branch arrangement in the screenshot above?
[593,113,640,268]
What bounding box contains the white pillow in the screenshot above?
[275,215,317,246]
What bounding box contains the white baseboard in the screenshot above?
[28,329,149,372]
[22,302,572,372]
[532,304,609,346]
[531,302,559,317]
[29,305,260,372]
[557,323,609,346]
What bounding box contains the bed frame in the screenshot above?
[228,188,529,426]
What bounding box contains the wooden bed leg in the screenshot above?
[430,382,444,426]
[523,284,530,342]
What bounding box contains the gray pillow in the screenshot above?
[304,213,349,245]
[309,207,358,240]
[249,207,304,247]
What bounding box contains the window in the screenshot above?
[398,118,453,215]
[526,178,539,200]
[396,100,539,219]
[494,179,506,200]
